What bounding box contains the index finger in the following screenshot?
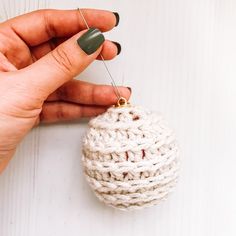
[1,9,118,46]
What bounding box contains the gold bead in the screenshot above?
[116,97,129,107]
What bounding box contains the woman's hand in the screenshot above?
[0,9,131,173]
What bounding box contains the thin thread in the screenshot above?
[78,8,89,29]
[78,8,122,100]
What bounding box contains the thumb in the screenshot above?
[17,28,105,97]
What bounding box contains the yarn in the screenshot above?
[82,105,180,210]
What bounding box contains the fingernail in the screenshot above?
[113,12,120,26]
[77,28,105,55]
[112,41,121,55]
[127,87,132,93]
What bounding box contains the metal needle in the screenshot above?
[78,8,122,100]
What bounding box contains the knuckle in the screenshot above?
[91,85,97,104]
[51,46,74,76]
[42,10,57,38]
[56,86,68,100]
[56,103,66,120]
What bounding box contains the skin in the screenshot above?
[0,9,131,174]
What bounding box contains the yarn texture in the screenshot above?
[82,105,180,210]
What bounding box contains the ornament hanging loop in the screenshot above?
[116,97,129,107]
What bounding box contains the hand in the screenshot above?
[0,9,131,173]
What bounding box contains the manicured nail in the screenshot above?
[113,12,120,26]
[77,28,105,55]
[127,87,132,93]
[112,41,121,55]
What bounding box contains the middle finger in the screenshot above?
[46,80,131,106]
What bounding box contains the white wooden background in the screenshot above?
[0,0,236,235]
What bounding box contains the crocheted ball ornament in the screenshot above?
[82,104,180,210]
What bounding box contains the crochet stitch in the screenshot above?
[82,105,180,210]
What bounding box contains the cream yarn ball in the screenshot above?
[82,105,180,210]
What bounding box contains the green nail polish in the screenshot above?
[127,87,132,93]
[77,28,105,55]
[113,12,120,26]
[112,41,121,55]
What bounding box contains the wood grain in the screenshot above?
[0,0,236,235]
